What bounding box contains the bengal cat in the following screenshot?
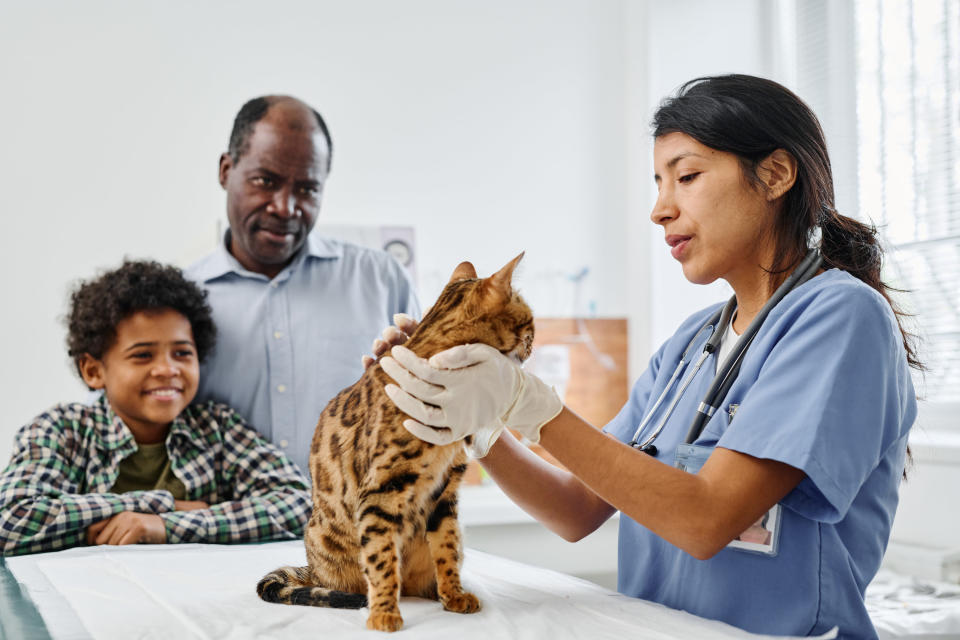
[256,253,533,632]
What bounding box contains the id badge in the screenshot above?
[674,443,781,557]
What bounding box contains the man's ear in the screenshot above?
[758,149,798,201]
[218,153,232,189]
[78,354,106,390]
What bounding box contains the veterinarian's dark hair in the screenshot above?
[227,95,333,172]
[67,260,217,387]
[653,74,920,371]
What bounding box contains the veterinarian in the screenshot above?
[379,75,917,639]
[186,95,420,474]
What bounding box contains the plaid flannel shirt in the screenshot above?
[0,396,312,556]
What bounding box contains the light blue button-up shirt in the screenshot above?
[185,232,420,475]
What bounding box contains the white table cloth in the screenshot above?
[6,541,838,640]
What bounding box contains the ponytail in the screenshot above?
[817,212,922,371]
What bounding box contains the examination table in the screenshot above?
[0,540,841,639]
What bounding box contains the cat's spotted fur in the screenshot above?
[257,254,533,632]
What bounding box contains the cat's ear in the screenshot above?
[449,261,478,283]
[484,252,524,300]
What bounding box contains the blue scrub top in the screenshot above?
[603,270,915,638]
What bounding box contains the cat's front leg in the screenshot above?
[358,503,405,631]
[426,467,481,614]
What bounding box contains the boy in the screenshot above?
[0,261,312,555]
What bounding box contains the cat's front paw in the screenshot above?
[441,591,481,614]
[367,611,404,632]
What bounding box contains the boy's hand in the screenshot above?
[174,499,209,511]
[86,513,167,546]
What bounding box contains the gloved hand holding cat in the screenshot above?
[381,342,563,457]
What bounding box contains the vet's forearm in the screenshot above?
[479,423,615,542]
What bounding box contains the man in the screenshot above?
[186,96,420,474]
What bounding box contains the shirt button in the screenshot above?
[279,439,289,448]
[270,281,279,289]
[277,384,287,393]
[274,331,284,339]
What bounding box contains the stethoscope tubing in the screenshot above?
[629,311,722,451]
[634,349,711,452]
[684,248,823,444]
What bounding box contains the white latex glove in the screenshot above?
[381,344,563,457]
[363,316,501,456]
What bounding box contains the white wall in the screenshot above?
[0,0,629,462]
[0,0,806,461]
[639,0,772,350]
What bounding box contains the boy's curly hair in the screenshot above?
[67,260,217,381]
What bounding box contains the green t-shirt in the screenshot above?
[110,442,187,500]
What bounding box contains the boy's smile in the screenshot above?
[79,308,199,444]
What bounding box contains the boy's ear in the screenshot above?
[78,354,106,390]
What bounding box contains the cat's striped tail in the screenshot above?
[257,566,367,609]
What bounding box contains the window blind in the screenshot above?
[854,0,960,404]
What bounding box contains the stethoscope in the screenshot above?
[629,248,824,456]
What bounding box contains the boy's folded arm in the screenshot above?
[0,475,176,555]
[159,406,312,545]
[159,485,311,544]
[0,421,176,556]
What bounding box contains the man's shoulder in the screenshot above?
[184,248,230,284]
[309,235,411,282]
[310,235,381,263]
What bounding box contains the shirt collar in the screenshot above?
[94,395,137,453]
[167,409,208,450]
[305,233,345,259]
[190,229,342,283]
[94,394,206,452]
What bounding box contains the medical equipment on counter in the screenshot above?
[629,249,823,456]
